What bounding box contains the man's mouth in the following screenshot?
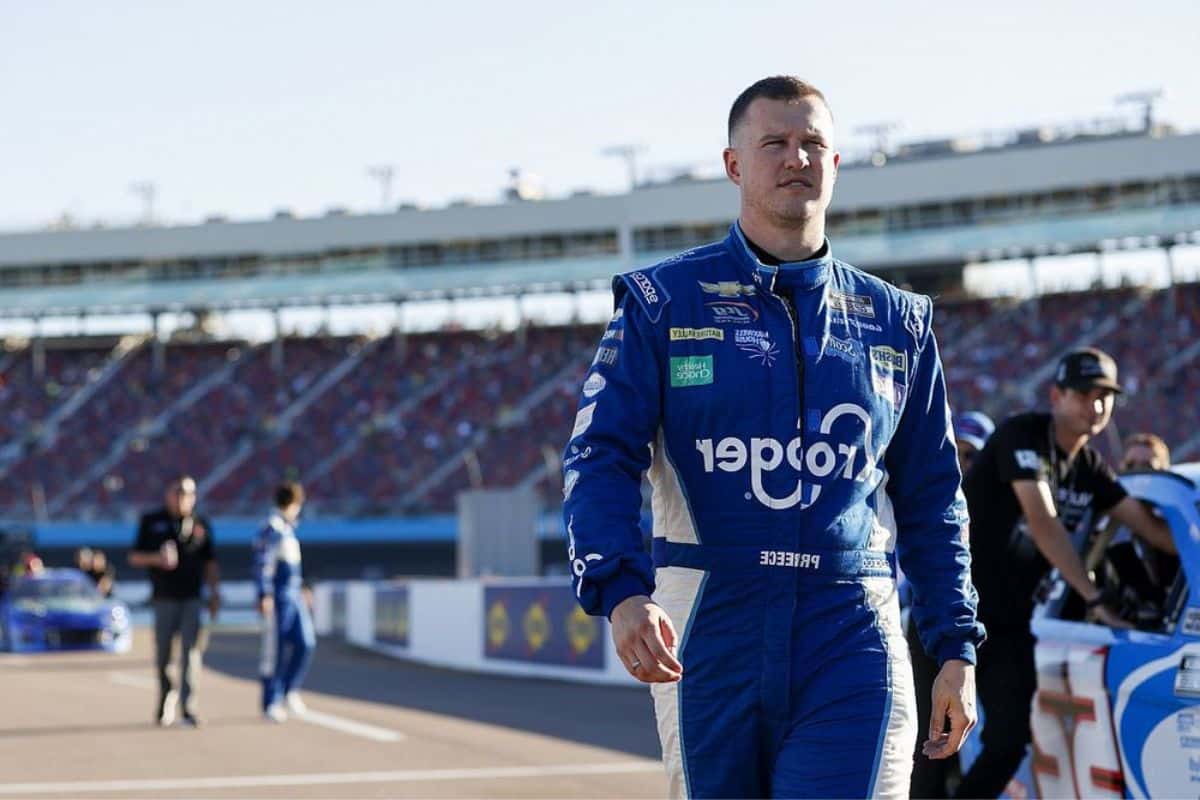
[778,178,813,189]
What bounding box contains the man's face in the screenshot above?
[724,96,839,228]
[1051,385,1115,438]
[165,479,197,517]
[1122,443,1167,472]
[956,441,980,474]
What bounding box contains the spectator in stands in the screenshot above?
[1121,432,1171,472]
[909,410,996,798]
[129,475,220,727]
[954,349,1175,798]
[254,481,315,723]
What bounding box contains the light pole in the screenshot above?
[130,181,156,225]
[601,144,646,191]
[367,165,396,211]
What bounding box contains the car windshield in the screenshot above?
[11,577,99,601]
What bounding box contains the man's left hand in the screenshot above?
[208,593,222,622]
[922,659,976,760]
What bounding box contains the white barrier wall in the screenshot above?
[315,577,638,687]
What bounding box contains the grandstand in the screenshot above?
[1,121,1199,539]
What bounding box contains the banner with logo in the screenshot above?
[374,585,410,647]
[483,584,605,669]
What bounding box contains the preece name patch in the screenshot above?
[670,327,725,341]
[670,355,714,387]
[828,291,876,318]
[760,550,821,569]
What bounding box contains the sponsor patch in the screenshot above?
[670,355,714,388]
[871,369,894,402]
[699,280,756,298]
[670,327,724,342]
[705,301,759,324]
[601,327,623,341]
[869,345,907,373]
[631,272,659,304]
[1183,608,1200,637]
[735,329,779,367]
[563,445,592,467]
[593,347,618,366]
[825,336,863,365]
[829,291,876,318]
[582,372,606,398]
[563,469,580,499]
[834,316,884,334]
[906,295,929,340]
[1014,449,1041,471]
[571,402,597,439]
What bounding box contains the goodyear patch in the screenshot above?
[670,327,724,342]
[869,345,907,373]
[670,355,714,388]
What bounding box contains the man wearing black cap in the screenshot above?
[950,347,1174,798]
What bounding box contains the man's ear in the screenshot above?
[723,147,741,186]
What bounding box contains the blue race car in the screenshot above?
[971,464,1200,799]
[0,568,131,653]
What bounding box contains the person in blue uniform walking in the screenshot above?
[254,481,315,723]
[562,76,985,798]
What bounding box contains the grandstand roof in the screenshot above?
[1,132,1197,270]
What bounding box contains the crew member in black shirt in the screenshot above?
[129,475,221,727]
[953,348,1174,798]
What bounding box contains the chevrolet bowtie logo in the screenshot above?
[698,280,757,298]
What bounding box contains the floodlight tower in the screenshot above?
[130,181,156,226]
[367,165,396,211]
[854,122,900,165]
[1116,89,1164,133]
[601,144,646,191]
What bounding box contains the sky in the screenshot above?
[2,0,1199,232]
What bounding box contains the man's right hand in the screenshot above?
[1090,602,1133,630]
[610,595,683,683]
[258,596,274,618]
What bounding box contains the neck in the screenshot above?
[1052,419,1088,458]
[738,211,826,262]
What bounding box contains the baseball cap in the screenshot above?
[1054,347,1123,394]
[953,411,995,451]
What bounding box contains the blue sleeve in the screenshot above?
[886,302,986,665]
[562,282,663,619]
[252,527,278,600]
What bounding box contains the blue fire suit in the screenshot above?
[253,512,315,711]
[563,226,985,798]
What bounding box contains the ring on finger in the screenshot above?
[630,659,642,670]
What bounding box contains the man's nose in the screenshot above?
[784,145,809,170]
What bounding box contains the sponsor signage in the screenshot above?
[670,355,714,387]
[375,585,410,647]
[483,585,605,669]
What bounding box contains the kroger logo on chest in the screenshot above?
[694,403,881,510]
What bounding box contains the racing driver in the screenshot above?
[562,76,985,798]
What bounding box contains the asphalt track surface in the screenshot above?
[0,628,666,798]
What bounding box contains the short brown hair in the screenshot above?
[1122,433,1170,468]
[728,76,829,144]
[274,481,306,509]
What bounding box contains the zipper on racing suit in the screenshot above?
[765,268,806,437]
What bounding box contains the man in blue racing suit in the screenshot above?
[253,481,315,722]
[562,76,985,798]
